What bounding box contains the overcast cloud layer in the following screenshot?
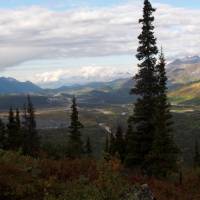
[0,2,200,85]
[0,4,140,69]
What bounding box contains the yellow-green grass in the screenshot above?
[169,82,200,104]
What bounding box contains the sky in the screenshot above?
[0,0,200,87]
[0,0,200,9]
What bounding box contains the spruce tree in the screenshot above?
[125,119,138,166]
[16,108,21,130]
[126,0,158,169]
[0,119,6,149]
[147,49,178,177]
[109,132,115,156]
[68,96,84,158]
[21,103,28,154]
[114,125,126,162]
[7,107,18,150]
[24,96,39,156]
[194,139,200,168]
[104,133,110,153]
[85,136,92,157]
[15,108,23,149]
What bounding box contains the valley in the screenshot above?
[0,56,200,165]
[1,56,200,110]
[7,103,197,164]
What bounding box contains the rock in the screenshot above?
[139,184,155,200]
[121,184,155,200]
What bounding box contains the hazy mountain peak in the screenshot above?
[0,77,18,82]
[167,55,200,84]
[169,55,200,66]
[0,77,42,94]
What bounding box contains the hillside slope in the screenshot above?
[167,56,200,84]
[169,81,200,105]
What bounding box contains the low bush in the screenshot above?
[0,150,200,200]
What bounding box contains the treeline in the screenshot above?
[0,95,39,156]
[0,95,92,158]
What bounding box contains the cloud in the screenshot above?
[0,2,199,69]
[35,69,66,83]
[35,66,132,88]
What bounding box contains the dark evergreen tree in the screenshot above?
[0,119,6,149]
[23,96,39,156]
[104,133,110,153]
[21,104,28,154]
[194,139,200,168]
[7,107,18,150]
[68,96,84,158]
[126,0,158,169]
[114,125,126,162]
[109,132,115,156]
[15,108,23,149]
[16,108,21,130]
[21,104,28,129]
[125,119,138,166]
[147,49,178,177]
[85,136,92,157]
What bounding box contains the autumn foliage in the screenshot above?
[0,150,199,200]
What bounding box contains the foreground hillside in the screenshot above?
[0,150,200,200]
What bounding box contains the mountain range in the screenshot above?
[167,56,200,84]
[0,55,200,107]
[0,77,42,94]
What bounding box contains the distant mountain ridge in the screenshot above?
[0,55,200,106]
[0,77,42,94]
[46,78,130,95]
[0,55,199,95]
[167,55,200,84]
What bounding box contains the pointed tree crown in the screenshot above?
[69,96,84,134]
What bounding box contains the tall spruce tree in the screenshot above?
[68,96,84,158]
[0,119,6,149]
[126,0,158,169]
[145,49,178,177]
